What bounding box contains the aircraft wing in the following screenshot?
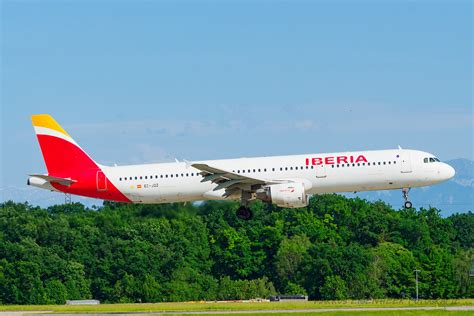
[192,163,281,197]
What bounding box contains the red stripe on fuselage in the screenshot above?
[36,134,130,203]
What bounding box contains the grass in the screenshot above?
[0,299,473,313]
[170,313,473,316]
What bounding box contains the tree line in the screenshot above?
[0,195,472,304]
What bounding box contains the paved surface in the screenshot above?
[2,305,473,315]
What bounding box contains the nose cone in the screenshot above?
[439,163,455,181]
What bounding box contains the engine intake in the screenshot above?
[256,182,308,208]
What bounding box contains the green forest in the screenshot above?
[0,195,472,304]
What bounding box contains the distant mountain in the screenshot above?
[1,159,472,216]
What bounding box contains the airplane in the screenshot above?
[28,114,456,220]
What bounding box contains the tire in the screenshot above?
[236,206,253,220]
[404,201,413,209]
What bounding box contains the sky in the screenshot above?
[0,0,472,189]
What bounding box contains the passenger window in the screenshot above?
[258,169,261,172]
[290,167,293,170]
[272,168,275,171]
[145,176,147,179]
[119,178,122,181]
[311,166,314,169]
[165,175,168,178]
[264,169,267,172]
[243,170,245,173]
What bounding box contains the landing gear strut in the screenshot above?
[402,188,412,209]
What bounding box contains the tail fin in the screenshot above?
[31,114,98,177]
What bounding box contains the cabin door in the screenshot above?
[400,151,412,173]
[96,171,107,191]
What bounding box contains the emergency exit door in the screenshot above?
[315,164,327,178]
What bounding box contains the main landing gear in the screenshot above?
[236,191,253,220]
[236,206,253,220]
[402,188,413,209]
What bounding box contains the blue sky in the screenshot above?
[1,0,472,188]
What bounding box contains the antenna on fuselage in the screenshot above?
[398,145,403,150]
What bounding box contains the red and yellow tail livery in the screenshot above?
[30,114,130,202]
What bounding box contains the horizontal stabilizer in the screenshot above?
[29,174,77,186]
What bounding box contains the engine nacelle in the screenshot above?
[256,182,308,208]
[27,176,58,192]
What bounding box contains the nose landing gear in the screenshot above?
[402,188,412,209]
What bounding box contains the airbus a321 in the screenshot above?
[28,114,455,220]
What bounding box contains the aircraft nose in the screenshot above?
[440,163,455,180]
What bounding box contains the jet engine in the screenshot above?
[256,182,308,208]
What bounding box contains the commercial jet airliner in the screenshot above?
[28,114,455,220]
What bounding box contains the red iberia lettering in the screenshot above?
[355,155,368,163]
[312,158,323,165]
[305,154,367,165]
[325,157,334,164]
[337,156,348,164]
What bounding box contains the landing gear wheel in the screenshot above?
[402,188,413,209]
[236,206,253,220]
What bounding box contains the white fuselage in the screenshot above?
[101,149,455,204]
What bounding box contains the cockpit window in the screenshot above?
[424,157,440,163]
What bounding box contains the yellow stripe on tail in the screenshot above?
[31,114,71,137]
